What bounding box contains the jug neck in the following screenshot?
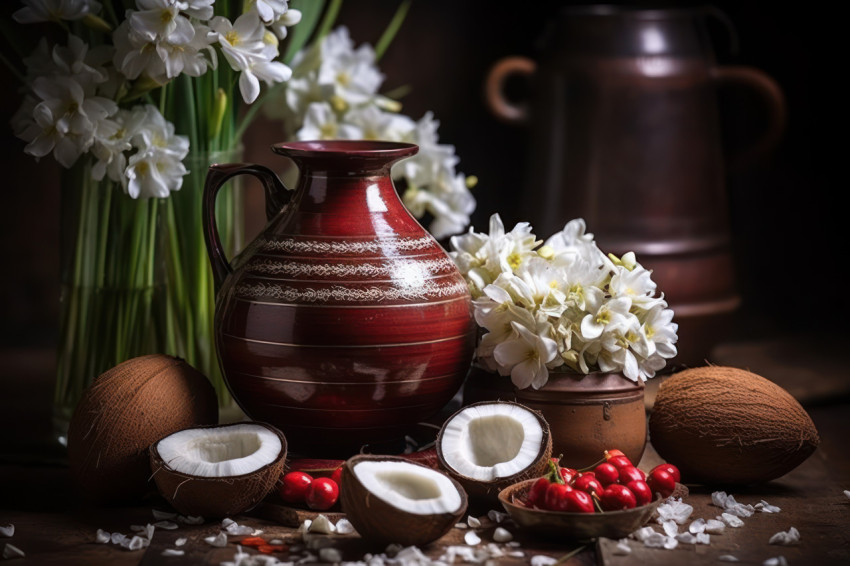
[273,140,418,177]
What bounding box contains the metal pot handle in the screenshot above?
[485,56,536,125]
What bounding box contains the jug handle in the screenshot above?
[485,56,536,124]
[203,163,290,292]
[712,66,787,170]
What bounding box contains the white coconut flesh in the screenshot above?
[352,460,463,516]
[440,403,544,481]
[155,423,282,478]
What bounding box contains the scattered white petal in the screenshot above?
[154,521,179,530]
[111,533,127,545]
[844,490,850,500]
[720,513,745,528]
[711,491,729,508]
[755,500,781,513]
[124,535,149,551]
[688,518,706,534]
[223,520,253,536]
[175,537,187,546]
[675,532,697,544]
[439,546,477,563]
[705,519,726,534]
[319,548,342,563]
[769,527,800,546]
[493,527,513,542]
[467,515,481,528]
[130,524,154,539]
[508,550,525,558]
[725,503,755,518]
[308,515,336,535]
[178,515,204,525]
[613,539,631,555]
[454,523,468,529]
[763,557,789,566]
[696,532,710,545]
[298,519,312,533]
[661,520,678,537]
[464,531,481,546]
[205,532,228,547]
[656,498,694,525]
[335,518,355,535]
[488,510,508,523]
[95,529,110,544]
[161,549,185,557]
[718,555,740,562]
[152,509,178,521]
[643,532,678,550]
[0,525,13,538]
[631,526,656,542]
[2,543,25,560]
[530,556,557,566]
[507,541,521,548]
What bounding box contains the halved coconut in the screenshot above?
[149,422,287,518]
[340,455,467,546]
[436,401,552,500]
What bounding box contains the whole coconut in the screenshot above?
[67,354,218,504]
[649,366,819,486]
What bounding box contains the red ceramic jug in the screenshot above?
[203,141,476,457]
[485,5,786,368]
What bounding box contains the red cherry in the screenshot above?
[600,484,637,511]
[651,463,681,483]
[330,466,343,485]
[607,455,633,469]
[594,462,620,486]
[627,480,653,506]
[604,449,626,460]
[306,477,339,510]
[564,489,595,513]
[559,467,577,484]
[526,477,551,508]
[544,482,572,512]
[572,473,604,497]
[647,468,676,498]
[278,471,313,504]
[618,465,646,484]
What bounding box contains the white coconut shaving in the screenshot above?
[466,515,481,528]
[530,555,557,566]
[661,520,678,538]
[464,530,481,545]
[493,527,513,542]
[335,518,355,535]
[178,515,204,525]
[222,518,254,536]
[675,532,698,544]
[319,547,342,563]
[0,525,13,538]
[613,539,631,555]
[2,543,24,560]
[844,489,850,499]
[755,500,781,513]
[769,527,800,546]
[152,509,177,520]
[688,518,705,533]
[718,555,740,562]
[111,532,126,545]
[130,524,155,539]
[763,557,789,566]
[488,510,508,523]
[655,497,693,525]
[307,514,336,535]
[175,537,187,546]
[719,513,745,528]
[123,535,150,551]
[454,523,467,529]
[162,548,185,557]
[95,529,110,544]
[705,519,726,534]
[205,531,228,547]
[711,491,756,517]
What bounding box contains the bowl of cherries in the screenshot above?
[498,449,681,541]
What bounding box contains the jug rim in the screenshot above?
[272,140,419,159]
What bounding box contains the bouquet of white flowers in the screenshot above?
[450,214,679,390]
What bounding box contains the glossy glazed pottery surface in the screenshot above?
[203,141,476,457]
[486,5,786,368]
[464,366,646,469]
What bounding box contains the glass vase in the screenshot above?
[53,147,244,445]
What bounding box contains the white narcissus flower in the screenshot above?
[493,321,559,390]
[180,0,214,20]
[580,295,632,341]
[269,8,301,40]
[316,26,384,108]
[129,0,195,44]
[123,105,189,198]
[482,213,541,276]
[13,0,101,23]
[296,102,362,140]
[245,0,289,24]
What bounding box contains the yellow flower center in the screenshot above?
[645,324,655,339]
[135,161,150,176]
[595,309,610,326]
[225,30,240,46]
[336,71,351,86]
[507,252,522,270]
[319,122,338,139]
[160,9,174,24]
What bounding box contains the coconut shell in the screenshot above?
[435,401,552,501]
[67,354,218,504]
[649,365,820,486]
[341,455,467,547]
[149,422,287,518]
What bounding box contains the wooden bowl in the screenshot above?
[498,479,662,541]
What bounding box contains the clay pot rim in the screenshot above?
[469,364,645,396]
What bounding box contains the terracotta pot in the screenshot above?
[203,141,476,457]
[463,366,646,469]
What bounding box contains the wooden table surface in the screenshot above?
[2,337,849,565]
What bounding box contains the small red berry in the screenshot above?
[594,462,620,486]
[618,465,646,484]
[627,480,653,506]
[544,482,573,512]
[278,471,313,504]
[600,484,637,511]
[651,463,681,483]
[306,477,339,510]
[647,468,676,498]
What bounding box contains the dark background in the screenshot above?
[0,0,832,350]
